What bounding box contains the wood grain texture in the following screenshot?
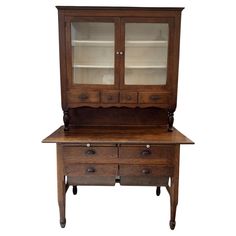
[68,107,169,127]
[42,126,194,144]
[44,7,193,229]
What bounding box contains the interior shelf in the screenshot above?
[72,40,114,46]
[126,65,167,69]
[73,64,114,68]
[126,40,168,47]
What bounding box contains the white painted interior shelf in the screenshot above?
[126,40,168,47]
[73,64,114,68]
[73,64,166,69]
[126,65,167,69]
[72,40,167,47]
[72,40,114,46]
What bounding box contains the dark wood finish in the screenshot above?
[66,163,118,186]
[56,6,183,129]
[168,109,175,132]
[63,146,118,163]
[68,107,169,127]
[119,145,174,162]
[43,6,193,230]
[119,165,173,177]
[63,110,69,131]
[43,126,193,144]
[120,176,169,186]
[57,144,66,228]
[67,91,100,104]
[120,92,137,104]
[101,91,119,103]
[139,92,170,104]
[65,163,118,176]
[156,186,161,196]
[169,145,180,230]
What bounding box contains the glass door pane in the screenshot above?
[71,22,115,85]
[125,23,169,85]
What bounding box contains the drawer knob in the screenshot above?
[87,167,96,173]
[142,169,151,175]
[79,93,89,100]
[150,95,160,101]
[126,95,132,100]
[141,149,152,156]
[86,149,96,155]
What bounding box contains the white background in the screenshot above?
[0,0,236,235]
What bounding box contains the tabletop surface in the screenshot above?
[42,126,194,145]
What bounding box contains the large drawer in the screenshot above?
[119,145,173,164]
[66,164,118,186]
[63,146,118,163]
[119,165,173,177]
[119,164,173,186]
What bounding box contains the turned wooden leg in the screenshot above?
[57,144,66,228]
[169,145,180,230]
[72,186,78,195]
[63,110,69,131]
[168,109,175,132]
[169,177,178,230]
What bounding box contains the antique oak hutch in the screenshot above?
[43,6,193,230]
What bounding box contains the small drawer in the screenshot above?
[120,92,137,104]
[68,91,100,103]
[101,91,119,103]
[119,145,173,164]
[119,165,173,177]
[63,146,118,163]
[66,164,118,186]
[139,92,169,104]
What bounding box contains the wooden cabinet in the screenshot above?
[43,6,193,230]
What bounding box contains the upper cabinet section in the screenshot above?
[57,7,183,109]
[71,22,115,85]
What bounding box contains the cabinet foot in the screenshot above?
[72,186,77,195]
[156,187,161,196]
[60,219,66,228]
[169,220,176,230]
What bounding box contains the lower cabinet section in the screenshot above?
[63,144,174,187]
[65,163,173,186]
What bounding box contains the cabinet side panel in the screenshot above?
[58,10,68,110]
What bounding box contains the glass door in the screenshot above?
[69,19,118,86]
[122,19,171,87]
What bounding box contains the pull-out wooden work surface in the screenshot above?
[43,126,193,229]
[43,126,193,144]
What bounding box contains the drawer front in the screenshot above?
[119,145,173,164]
[65,164,118,177]
[139,92,169,104]
[120,92,138,104]
[63,146,118,163]
[66,164,118,186]
[68,91,100,103]
[101,91,119,103]
[119,165,173,177]
[119,164,172,186]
